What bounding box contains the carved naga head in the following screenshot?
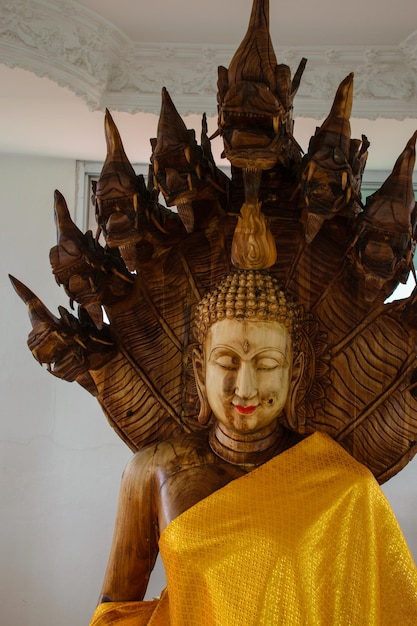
[216,0,306,170]
[151,88,201,217]
[92,110,151,266]
[150,88,228,233]
[301,74,369,243]
[49,190,132,328]
[9,270,116,398]
[351,130,417,298]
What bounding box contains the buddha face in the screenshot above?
[200,318,292,435]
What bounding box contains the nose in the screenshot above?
[235,361,257,400]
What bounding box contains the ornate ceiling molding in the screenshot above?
[1,0,417,120]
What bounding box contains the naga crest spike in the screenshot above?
[53,189,84,246]
[9,275,60,329]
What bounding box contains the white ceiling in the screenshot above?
[78,0,415,47]
[0,0,416,170]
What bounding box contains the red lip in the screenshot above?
[234,405,257,415]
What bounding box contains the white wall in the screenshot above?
[0,154,165,626]
[0,154,416,626]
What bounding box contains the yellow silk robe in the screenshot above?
[90,432,417,625]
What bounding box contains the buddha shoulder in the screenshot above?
[123,430,246,495]
[123,430,215,480]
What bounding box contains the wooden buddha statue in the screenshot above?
[97,270,305,606]
[90,270,417,626]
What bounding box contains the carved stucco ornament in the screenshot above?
[0,0,416,118]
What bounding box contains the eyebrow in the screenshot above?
[209,346,289,364]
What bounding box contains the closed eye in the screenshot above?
[213,355,239,370]
[256,357,282,371]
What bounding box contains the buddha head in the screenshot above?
[192,270,305,434]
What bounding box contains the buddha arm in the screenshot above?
[98,448,159,603]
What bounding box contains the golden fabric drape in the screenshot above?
[89,591,169,625]
[89,432,417,625]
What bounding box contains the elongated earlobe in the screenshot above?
[192,347,212,424]
[284,351,305,430]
